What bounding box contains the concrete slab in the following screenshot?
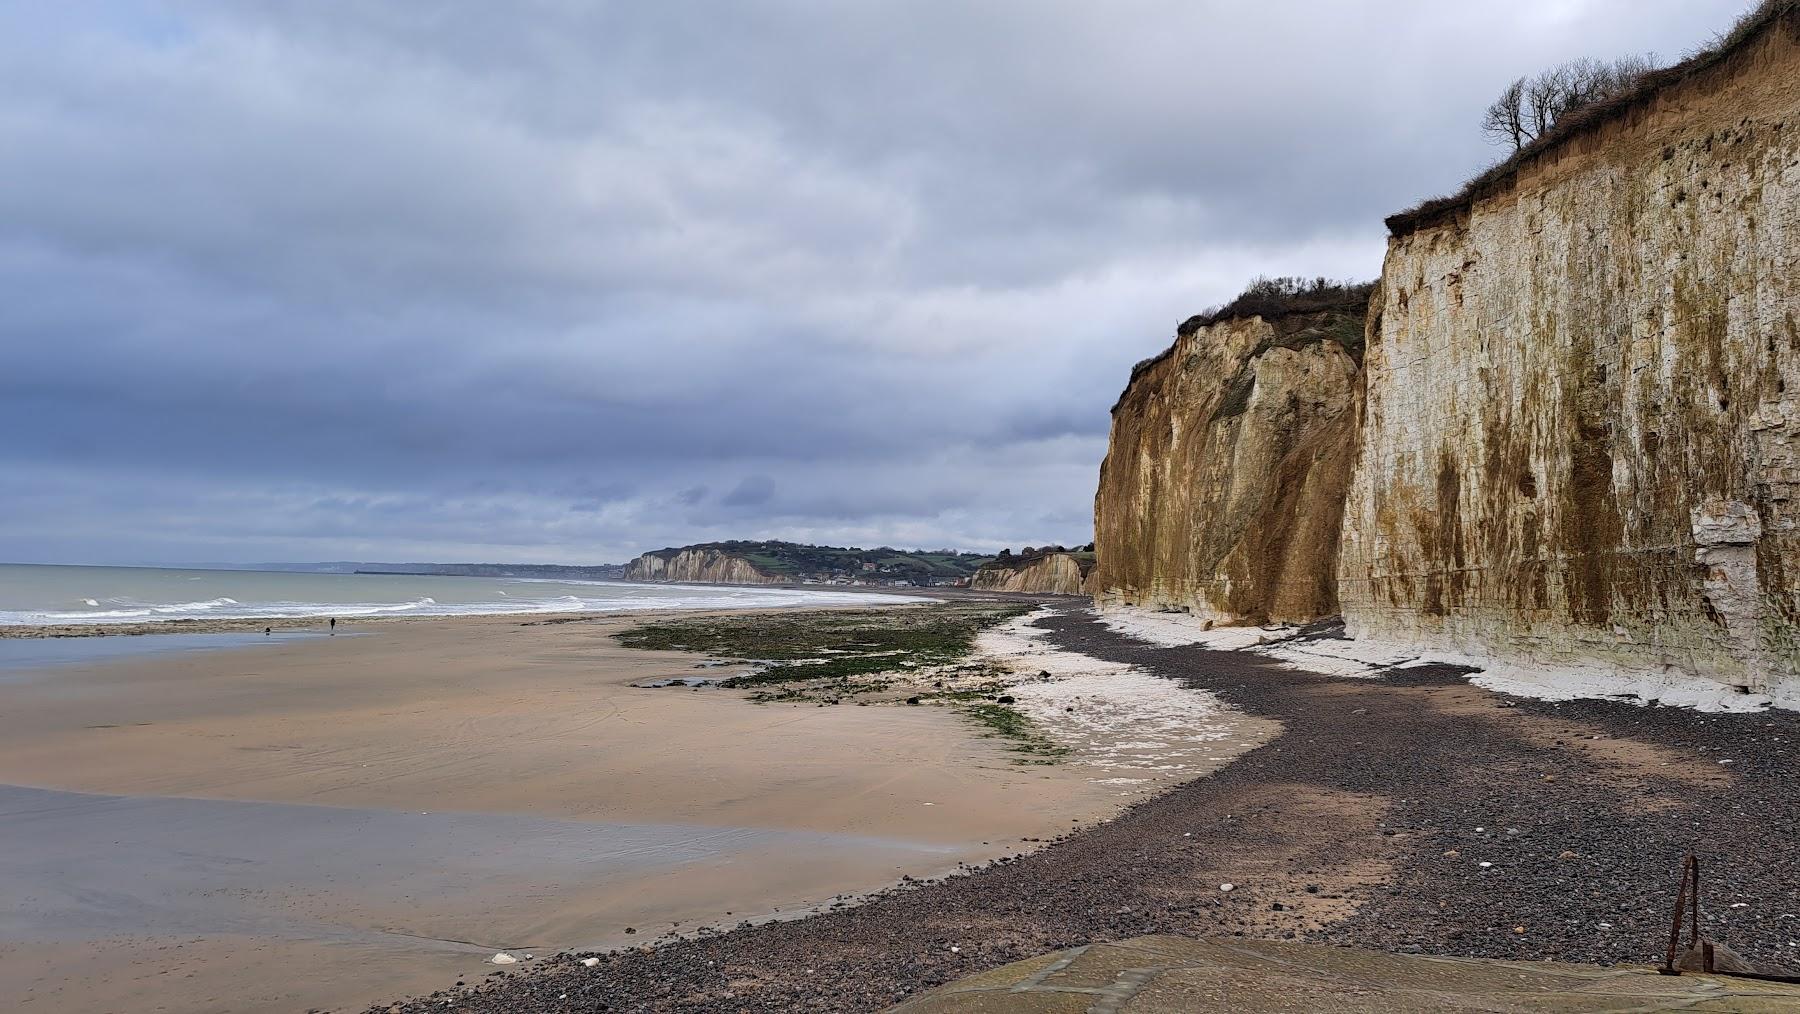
[889,936,1800,1013]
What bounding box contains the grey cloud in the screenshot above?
[0,1,1752,564]
[722,476,777,508]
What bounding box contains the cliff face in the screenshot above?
[1338,13,1800,693]
[1093,308,1365,625]
[971,552,1095,595]
[623,548,778,585]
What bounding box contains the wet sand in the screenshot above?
[0,611,1188,1013]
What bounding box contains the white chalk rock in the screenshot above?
[582,957,600,968]
[1219,883,1234,892]
[490,952,518,965]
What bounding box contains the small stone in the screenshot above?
[1558,850,1579,860]
[581,957,600,968]
[490,953,517,965]
[1219,883,1235,892]
[1479,862,1493,869]
[624,927,636,935]
[906,696,921,705]
[1443,849,1460,858]
[1514,925,1526,934]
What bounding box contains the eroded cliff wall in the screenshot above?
[971,553,1095,595]
[1339,12,1800,694]
[623,548,778,585]
[1094,309,1365,625]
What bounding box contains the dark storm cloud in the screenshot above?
[0,1,1748,563]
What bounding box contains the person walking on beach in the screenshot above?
[329,617,336,635]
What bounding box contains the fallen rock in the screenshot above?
[490,953,518,965]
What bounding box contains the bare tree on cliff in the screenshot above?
[1482,54,1657,151]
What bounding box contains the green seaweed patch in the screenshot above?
[962,702,1069,764]
[616,601,1036,700]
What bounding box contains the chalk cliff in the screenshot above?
[623,548,778,585]
[1092,6,1800,703]
[1338,5,1800,695]
[1093,301,1367,625]
[971,551,1097,595]
[620,540,992,585]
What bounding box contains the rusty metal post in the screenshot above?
[1689,855,1702,952]
[1660,852,1696,975]
[1653,850,1800,985]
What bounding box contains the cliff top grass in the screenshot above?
[1388,0,1799,237]
[1116,277,1374,410]
[1177,277,1376,337]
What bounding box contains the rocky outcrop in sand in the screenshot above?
[1093,305,1367,625]
[1338,7,1800,697]
[623,548,777,585]
[971,552,1096,595]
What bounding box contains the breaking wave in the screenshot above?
[0,569,922,627]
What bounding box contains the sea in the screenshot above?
[0,562,915,627]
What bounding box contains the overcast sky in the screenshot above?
[0,1,1748,565]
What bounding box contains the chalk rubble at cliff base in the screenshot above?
[1094,605,1799,715]
[974,609,1275,787]
[1091,608,1295,650]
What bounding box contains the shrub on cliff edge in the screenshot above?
[1179,277,1375,336]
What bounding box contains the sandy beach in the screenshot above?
[0,607,1260,1013]
[400,610,1800,1013]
